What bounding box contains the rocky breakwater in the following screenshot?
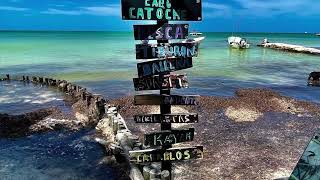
[260,43,320,56]
[0,74,107,137]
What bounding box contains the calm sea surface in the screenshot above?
[0,31,320,179]
[1,31,320,101]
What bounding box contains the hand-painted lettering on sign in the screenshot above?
[134,24,189,40]
[134,113,199,123]
[137,57,192,78]
[144,128,194,146]
[129,146,203,164]
[133,74,188,91]
[136,43,199,59]
[134,95,199,105]
[121,0,202,21]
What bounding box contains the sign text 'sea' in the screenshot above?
[129,0,186,20]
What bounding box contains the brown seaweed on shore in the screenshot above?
[0,107,77,138]
[110,88,320,180]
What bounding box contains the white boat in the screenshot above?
[182,36,205,43]
[317,33,320,36]
[182,32,206,43]
[228,36,250,49]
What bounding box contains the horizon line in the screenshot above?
[0,29,318,34]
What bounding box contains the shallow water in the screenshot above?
[0,129,115,180]
[1,31,319,102]
[0,81,70,115]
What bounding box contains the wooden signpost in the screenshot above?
[133,74,188,91]
[136,42,199,59]
[129,146,204,164]
[134,24,189,40]
[134,113,199,123]
[121,0,202,179]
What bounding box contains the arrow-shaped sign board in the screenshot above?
[144,128,194,147]
[129,146,203,164]
[134,113,199,123]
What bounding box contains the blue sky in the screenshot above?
[0,0,319,32]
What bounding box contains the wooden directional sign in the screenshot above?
[129,146,203,164]
[133,74,188,91]
[144,128,194,146]
[136,43,199,59]
[121,0,202,21]
[134,95,199,105]
[134,113,198,123]
[134,24,189,40]
[137,57,192,78]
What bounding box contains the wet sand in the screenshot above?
[110,88,320,180]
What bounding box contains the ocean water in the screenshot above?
[0,31,320,179]
[1,31,319,101]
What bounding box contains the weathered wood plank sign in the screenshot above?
[129,146,203,164]
[137,57,192,77]
[134,95,199,105]
[144,128,195,146]
[121,0,202,21]
[136,43,199,59]
[134,113,198,123]
[134,24,189,40]
[133,74,188,91]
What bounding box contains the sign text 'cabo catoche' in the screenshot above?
[134,24,188,40]
[129,146,203,164]
[121,0,202,21]
[137,57,192,78]
[134,113,198,123]
[136,43,198,59]
[134,95,199,105]
[145,128,195,146]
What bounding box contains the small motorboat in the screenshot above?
[316,33,320,36]
[228,36,250,49]
[182,32,206,44]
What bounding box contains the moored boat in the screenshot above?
[182,32,206,44]
[228,36,250,49]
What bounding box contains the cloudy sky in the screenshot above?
[0,0,319,32]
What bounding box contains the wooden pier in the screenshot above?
[258,43,320,56]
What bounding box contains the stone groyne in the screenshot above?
[0,74,151,180]
[258,43,320,56]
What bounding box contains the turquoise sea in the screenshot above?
[0,31,320,179]
[1,31,320,101]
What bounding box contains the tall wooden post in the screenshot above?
[158,20,172,178]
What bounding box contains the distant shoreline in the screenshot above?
[0,30,318,34]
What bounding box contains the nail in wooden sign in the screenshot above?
[121,0,202,21]
[133,74,188,91]
[134,24,189,40]
[144,128,194,146]
[137,57,192,78]
[134,113,199,123]
[134,95,199,105]
[136,43,199,59]
[129,146,203,164]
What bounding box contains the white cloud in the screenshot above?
[203,0,320,18]
[41,4,120,16]
[42,8,82,15]
[203,2,232,18]
[0,6,29,11]
[234,0,320,17]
